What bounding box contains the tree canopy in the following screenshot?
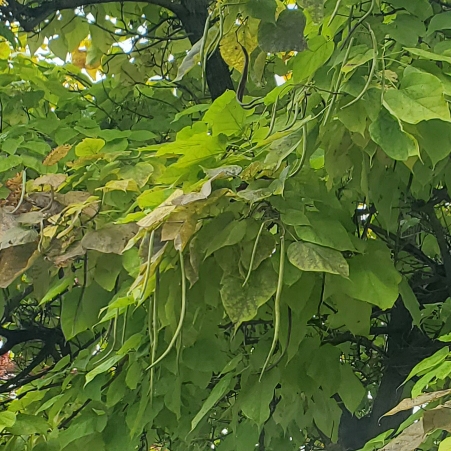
[2,0,451,450]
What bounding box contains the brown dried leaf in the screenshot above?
[33,174,67,189]
[43,144,72,166]
[384,389,451,417]
[380,419,425,451]
[52,242,85,267]
[424,402,451,434]
[0,243,39,288]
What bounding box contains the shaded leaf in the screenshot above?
[258,9,307,53]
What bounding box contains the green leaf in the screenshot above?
[0,155,22,172]
[191,374,233,431]
[327,241,402,309]
[428,11,451,35]
[384,70,451,124]
[294,214,356,251]
[369,107,419,160]
[220,260,277,327]
[384,15,425,47]
[287,241,349,277]
[240,370,280,426]
[246,0,277,23]
[125,360,142,389]
[172,104,210,122]
[389,0,433,20]
[338,364,366,413]
[0,411,16,433]
[7,413,48,435]
[399,277,421,327]
[0,23,17,48]
[205,220,247,258]
[258,9,306,53]
[85,355,122,385]
[129,130,157,141]
[417,120,451,167]
[75,138,105,156]
[292,36,334,83]
[61,283,110,340]
[39,277,72,305]
[203,91,249,136]
[405,346,449,383]
[405,47,451,65]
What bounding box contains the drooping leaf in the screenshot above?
[369,107,419,160]
[220,260,277,327]
[191,374,232,431]
[287,241,349,277]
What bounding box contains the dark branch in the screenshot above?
[2,0,184,31]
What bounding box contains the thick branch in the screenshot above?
[2,0,184,31]
[424,204,451,299]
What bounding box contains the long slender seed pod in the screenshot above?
[146,251,186,371]
[243,221,267,287]
[149,267,160,402]
[322,37,354,125]
[341,24,377,109]
[141,230,155,303]
[11,169,26,214]
[328,0,342,27]
[260,234,285,380]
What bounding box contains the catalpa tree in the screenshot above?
[1,0,451,450]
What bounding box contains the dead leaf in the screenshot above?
[33,174,67,189]
[43,144,73,166]
[81,224,138,254]
[16,211,45,225]
[424,402,451,434]
[384,389,451,417]
[0,227,38,250]
[52,242,85,267]
[137,190,183,229]
[380,419,425,451]
[0,244,39,288]
[173,180,212,206]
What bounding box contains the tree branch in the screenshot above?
[2,0,184,32]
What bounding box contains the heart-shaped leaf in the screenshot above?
[258,9,307,53]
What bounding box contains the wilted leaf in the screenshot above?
[33,174,67,189]
[424,402,451,433]
[384,389,451,417]
[43,144,72,166]
[81,224,138,254]
[380,420,425,451]
[0,243,38,288]
[174,26,218,82]
[0,226,38,250]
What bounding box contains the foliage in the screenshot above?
[2,0,451,451]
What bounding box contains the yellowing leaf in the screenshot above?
[103,179,140,192]
[75,138,105,156]
[71,48,87,68]
[0,41,10,59]
[220,20,259,73]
